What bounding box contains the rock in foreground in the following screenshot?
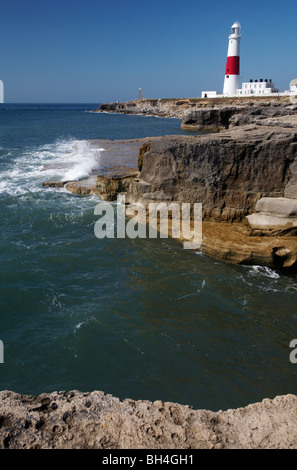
[0,390,296,449]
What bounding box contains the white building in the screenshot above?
[290,79,297,94]
[201,90,219,99]
[237,79,279,96]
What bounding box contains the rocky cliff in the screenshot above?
[43,114,297,270]
[181,103,297,131]
[116,115,297,268]
[0,390,296,449]
[122,123,297,221]
[36,107,297,449]
[97,96,291,120]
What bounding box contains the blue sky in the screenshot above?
[2,0,297,103]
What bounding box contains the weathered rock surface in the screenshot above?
[181,106,250,131]
[43,114,297,270]
[122,124,297,222]
[97,98,197,118]
[202,221,297,268]
[255,197,297,216]
[42,181,67,188]
[182,103,297,131]
[97,97,296,132]
[97,96,292,120]
[0,390,296,449]
[246,197,297,237]
[285,142,297,198]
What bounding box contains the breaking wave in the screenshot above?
[0,138,104,196]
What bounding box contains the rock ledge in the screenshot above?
[0,390,296,449]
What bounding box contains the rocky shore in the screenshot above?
[96,95,292,121]
[0,390,296,449]
[181,100,297,131]
[44,107,297,270]
[28,100,297,449]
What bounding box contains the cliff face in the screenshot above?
[0,390,296,449]
[123,124,297,222]
[97,99,196,118]
[181,103,297,131]
[43,114,297,269]
[105,117,296,269]
[97,96,292,120]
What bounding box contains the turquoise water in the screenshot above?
[0,104,296,411]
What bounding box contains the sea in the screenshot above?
[0,103,296,411]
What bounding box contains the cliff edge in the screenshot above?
[43,112,297,270]
[0,390,296,449]
[96,96,292,121]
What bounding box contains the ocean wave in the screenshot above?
[0,138,105,196]
[249,265,280,279]
[39,138,104,182]
[243,265,281,280]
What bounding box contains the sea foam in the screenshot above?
[0,138,104,196]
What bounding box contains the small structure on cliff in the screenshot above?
[290,79,297,94]
[237,78,279,96]
[138,88,143,100]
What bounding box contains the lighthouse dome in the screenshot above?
[231,21,241,29]
[230,21,241,37]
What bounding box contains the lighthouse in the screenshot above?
[223,21,241,96]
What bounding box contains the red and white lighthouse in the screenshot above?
[223,21,241,96]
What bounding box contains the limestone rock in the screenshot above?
[181,107,238,131]
[42,181,67,188]
[285,155,297,199]
[202,221,297,268]
[247,213,297,229]
[255,197,297,217]
[65,182,92,196]
[126,124,297,222]
[42,115,297,270]
[182,102,297,131]
[96,97,293,120]
[91,175,136,201]
[246,197,297,238]
[0,390,296,449]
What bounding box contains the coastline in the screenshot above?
[35,101,297,449]
[95,95,292,120]
[44,109,297,271]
